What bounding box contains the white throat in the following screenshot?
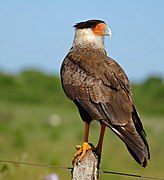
[73,28,105,49]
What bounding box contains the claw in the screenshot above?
[75,145,82,150]
[72,142,92,164]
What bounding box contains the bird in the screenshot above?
[60,19,150,167]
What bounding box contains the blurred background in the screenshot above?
[0,0,164,179]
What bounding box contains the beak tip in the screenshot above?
[104,28,112,36]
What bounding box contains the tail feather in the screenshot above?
[103,120,150,167]
[100,102,150,167]
[132,106,150,156]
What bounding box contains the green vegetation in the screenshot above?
[0,69,164,179]
[0,69,64,105]
[132,76,164,116]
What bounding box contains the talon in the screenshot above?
[73,147,83,159]
[75,145,82,150]
[79,142,92,161]
[72,142,92,164]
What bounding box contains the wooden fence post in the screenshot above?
[72,150,98,180]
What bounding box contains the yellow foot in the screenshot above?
[72,142,92,164]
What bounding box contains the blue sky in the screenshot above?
[0,0,164,81]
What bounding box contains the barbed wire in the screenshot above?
[0,159,163,180]
[100,170,164,180]
[0,159,72,170]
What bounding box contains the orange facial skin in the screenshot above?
[92,23,107,36]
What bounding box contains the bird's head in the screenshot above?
[73,19,111,49]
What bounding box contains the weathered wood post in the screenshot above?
[72,150,99,180]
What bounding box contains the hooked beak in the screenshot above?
[104,27,112,36]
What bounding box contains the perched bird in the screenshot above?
[60,19,150,167]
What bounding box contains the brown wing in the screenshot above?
[60,51,150,167]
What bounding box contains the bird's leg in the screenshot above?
[83,121,90,142]
[95,122,106,168]
[72,122,92,163]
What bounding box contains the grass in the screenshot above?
[0,102,164,179]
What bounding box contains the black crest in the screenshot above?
[74,19,105,29]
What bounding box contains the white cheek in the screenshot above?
[74,28,104,49]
